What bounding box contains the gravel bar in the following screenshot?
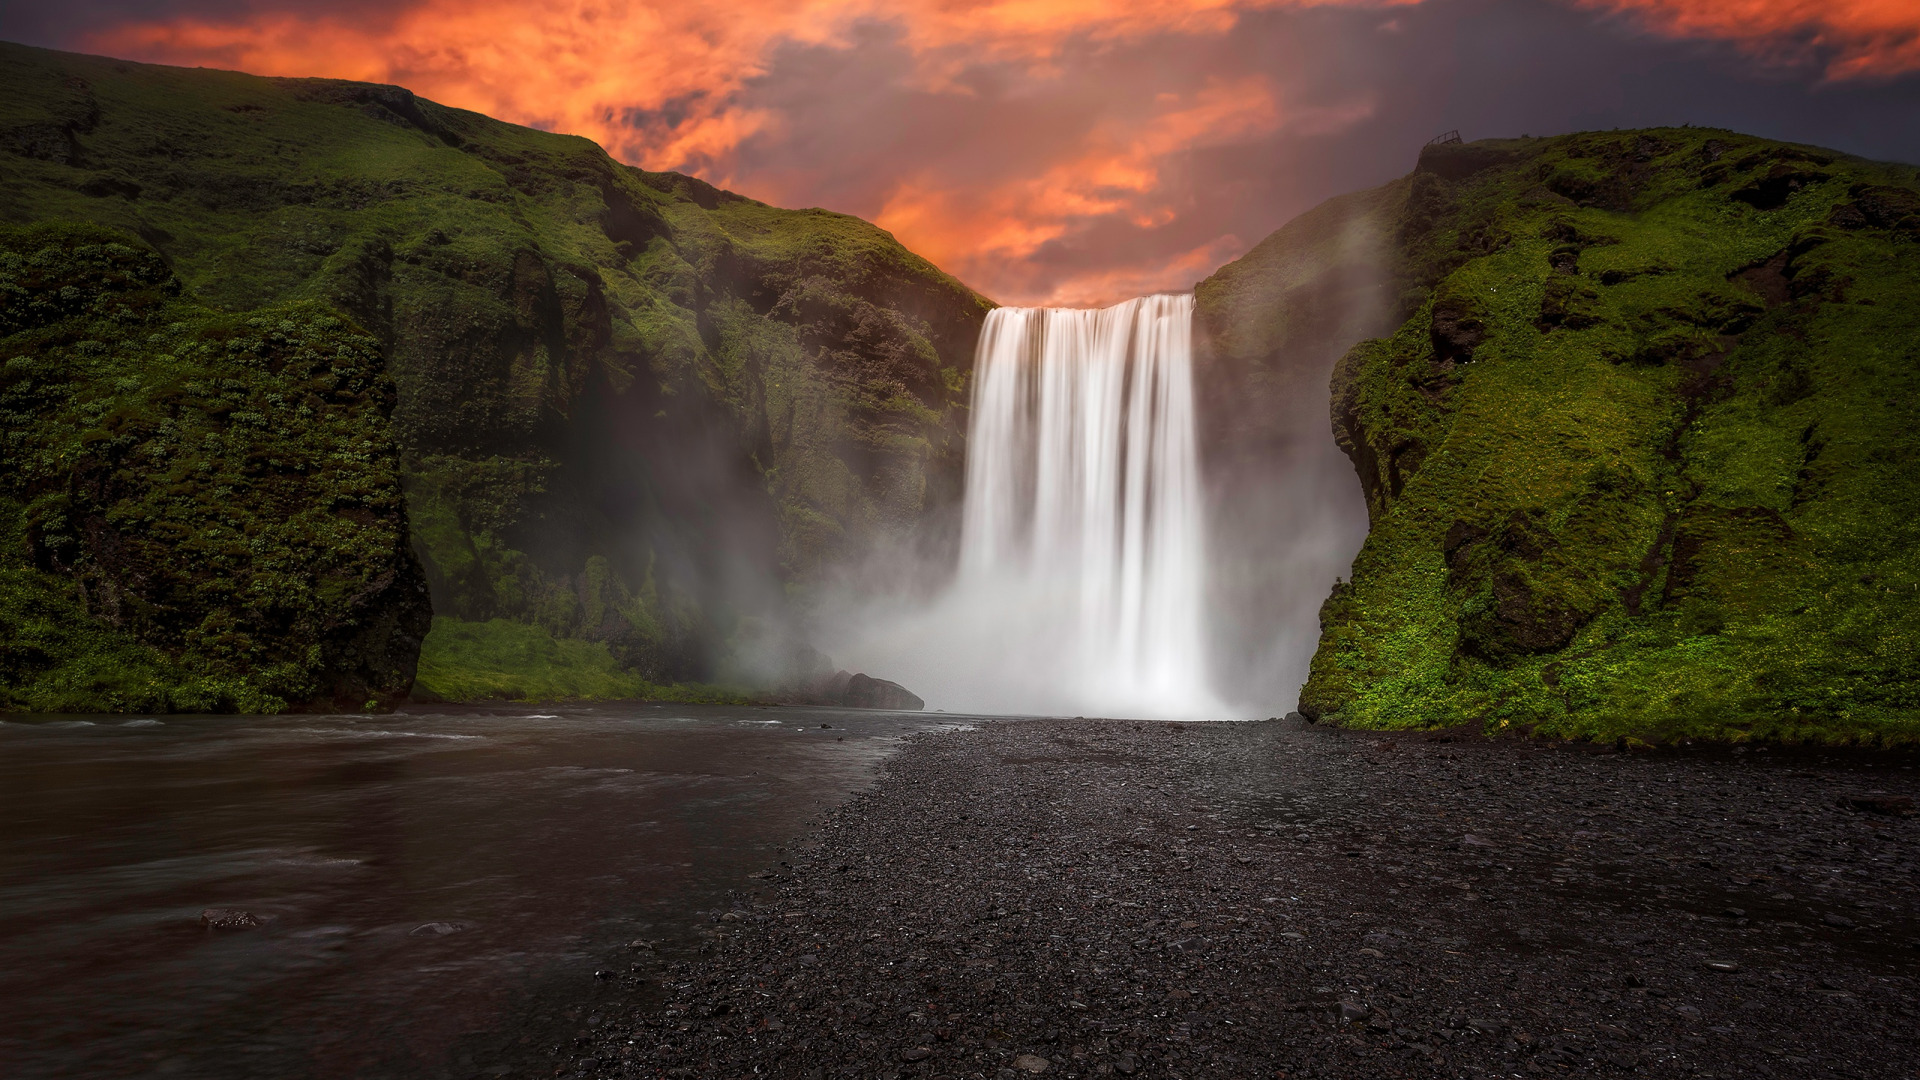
[584,718,1919,1079]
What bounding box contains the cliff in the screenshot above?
[1235,129,1920,743]
[0,42,991,705]
[1,221,429,712]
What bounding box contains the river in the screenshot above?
[0,703,971,1079]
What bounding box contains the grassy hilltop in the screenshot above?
[0,43,990,708]
[1204,129,1920,745]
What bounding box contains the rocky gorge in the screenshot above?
[2,41,1916,746]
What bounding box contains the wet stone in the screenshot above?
[200,908,261,931]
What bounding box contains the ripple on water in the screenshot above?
[245,727,486,741]
[261,849,367,870]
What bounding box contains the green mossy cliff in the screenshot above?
[1216,129,1920,743]
[1,222,429,712]
[0,43,990,705]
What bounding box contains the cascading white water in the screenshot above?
[827,294,1221,718]
[959,294,1216,715]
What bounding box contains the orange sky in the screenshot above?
[1579,0,1920,78]
[65,0,1920,304]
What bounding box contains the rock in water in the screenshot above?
[200,908,262,931]
[843,674,925,711]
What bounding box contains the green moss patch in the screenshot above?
[1,221,429,713]
[414,616,748,704]
[1270,130,1920,745]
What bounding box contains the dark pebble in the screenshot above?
[199,908,260,931]
[582,719,1919,1079]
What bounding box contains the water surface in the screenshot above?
[0,703,968,1079]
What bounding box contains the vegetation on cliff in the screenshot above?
[0,43,991,704]
[1233,129,1920,743]
[1,221,429,712]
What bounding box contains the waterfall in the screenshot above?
[825,294,1221,717]
[952,294,1217,716]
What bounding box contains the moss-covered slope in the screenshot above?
[0,42,991,699]
[1282,130,1920,743]
[1,221,429,712]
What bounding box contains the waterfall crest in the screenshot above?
[953,294,1217,716]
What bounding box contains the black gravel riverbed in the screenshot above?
[582,718,1919,1079]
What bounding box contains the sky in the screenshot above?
[7,0,1918,305]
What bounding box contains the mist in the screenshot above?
[820,296,1225,719]
[815,213,1390,718]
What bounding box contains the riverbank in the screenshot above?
[586,717,1918,1079]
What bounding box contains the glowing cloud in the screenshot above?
[81,0,1920,303]
[1578,0,1920,77]
[91,2,1391,177]
[88,1,1407,303]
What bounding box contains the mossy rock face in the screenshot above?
[0,43,990,691]
[1264,129,1920,744]
[1,221,430,712]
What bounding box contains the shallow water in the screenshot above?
[0,703,971,1079]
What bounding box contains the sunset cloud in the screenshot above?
[88,1,1394,176]
[19,0,1915,304]
[1578,0,1920,78]
[868,77,1380,304]
[83,0,1405,303]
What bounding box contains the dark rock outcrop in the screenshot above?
[200,909,263,931]
[788,668,924,711]
[842,673,924,711]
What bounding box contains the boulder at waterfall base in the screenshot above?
[788,669,924,710]
[843,672,925,711]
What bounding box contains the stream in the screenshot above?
[0,703,969,1079]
